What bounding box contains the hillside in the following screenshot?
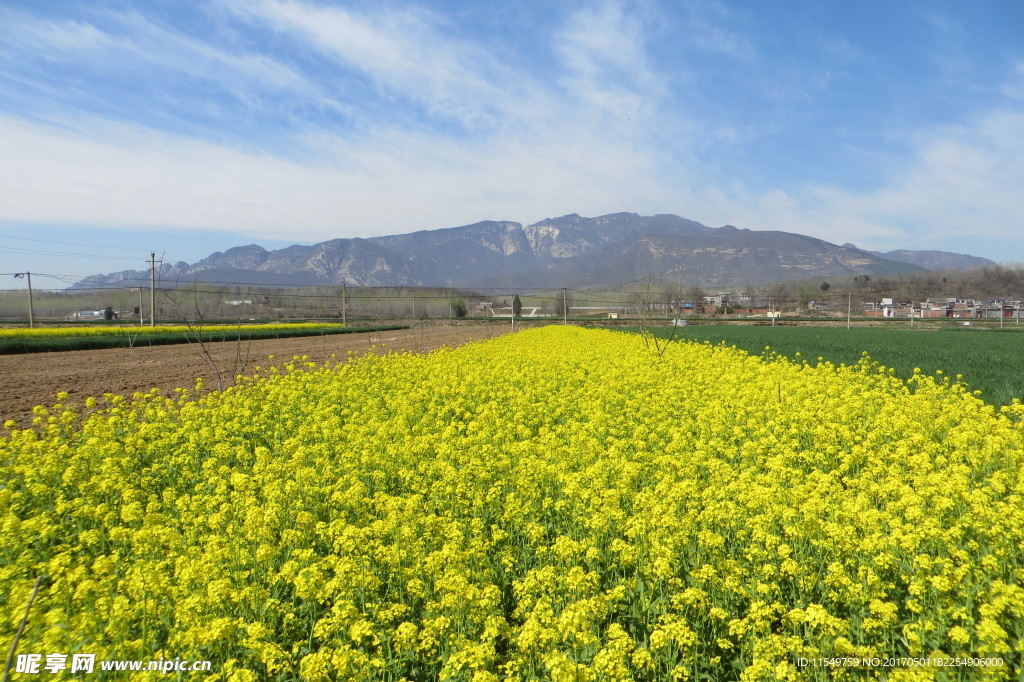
[72,212,986,290]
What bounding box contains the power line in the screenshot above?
[0,234,154,251]
[0,246,143,260]
[0,237,194,268]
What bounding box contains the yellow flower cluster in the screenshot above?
[2,326,1022,680]
[0,322,340,339]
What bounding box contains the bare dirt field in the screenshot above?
[0,322,525,427]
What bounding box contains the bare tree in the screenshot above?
[162,280,252,392]
[661,282,683,316]
[686,286,706,314]
[633,275,680,356]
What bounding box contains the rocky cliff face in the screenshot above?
[866,249,996,272]
[73,212,987,290]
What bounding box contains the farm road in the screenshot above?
[0,322,517,428]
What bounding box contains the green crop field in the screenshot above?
[642,324,1024,406]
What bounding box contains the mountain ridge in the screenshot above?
[72,213,996,290]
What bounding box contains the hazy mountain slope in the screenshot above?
[73,213,947,290]
[866,249,996,271]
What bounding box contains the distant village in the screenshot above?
[859,298,1021,319]
[472,291,1024,322]
[696,293,1023,320]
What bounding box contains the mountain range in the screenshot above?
[73,213,996,290]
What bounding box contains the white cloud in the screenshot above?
[0,112,680,241]
[223,0,511,129]
[694,108,1024,253]
[676,0,756,60]
[0,6,328,118]
[556,2,666,123]
[0,1,686,242]
[5,69,1020,258]
[2,0,1021,266]
[867,110,1024,236]
[0,6,117,55]
[1002,61,1024,101]
[114,11,313,96]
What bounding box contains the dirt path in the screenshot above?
[0,322,518,427]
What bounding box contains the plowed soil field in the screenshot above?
[0,322,523,427]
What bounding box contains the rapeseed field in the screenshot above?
[1,326,1021,680]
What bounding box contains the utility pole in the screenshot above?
[14,272,34,328]
[847,292,851,330]
[563,288,567,325]
[147,252,160,327]
[26,272,33,328]
[342,282,347,326]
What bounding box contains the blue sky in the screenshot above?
[1,0,1023,289]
